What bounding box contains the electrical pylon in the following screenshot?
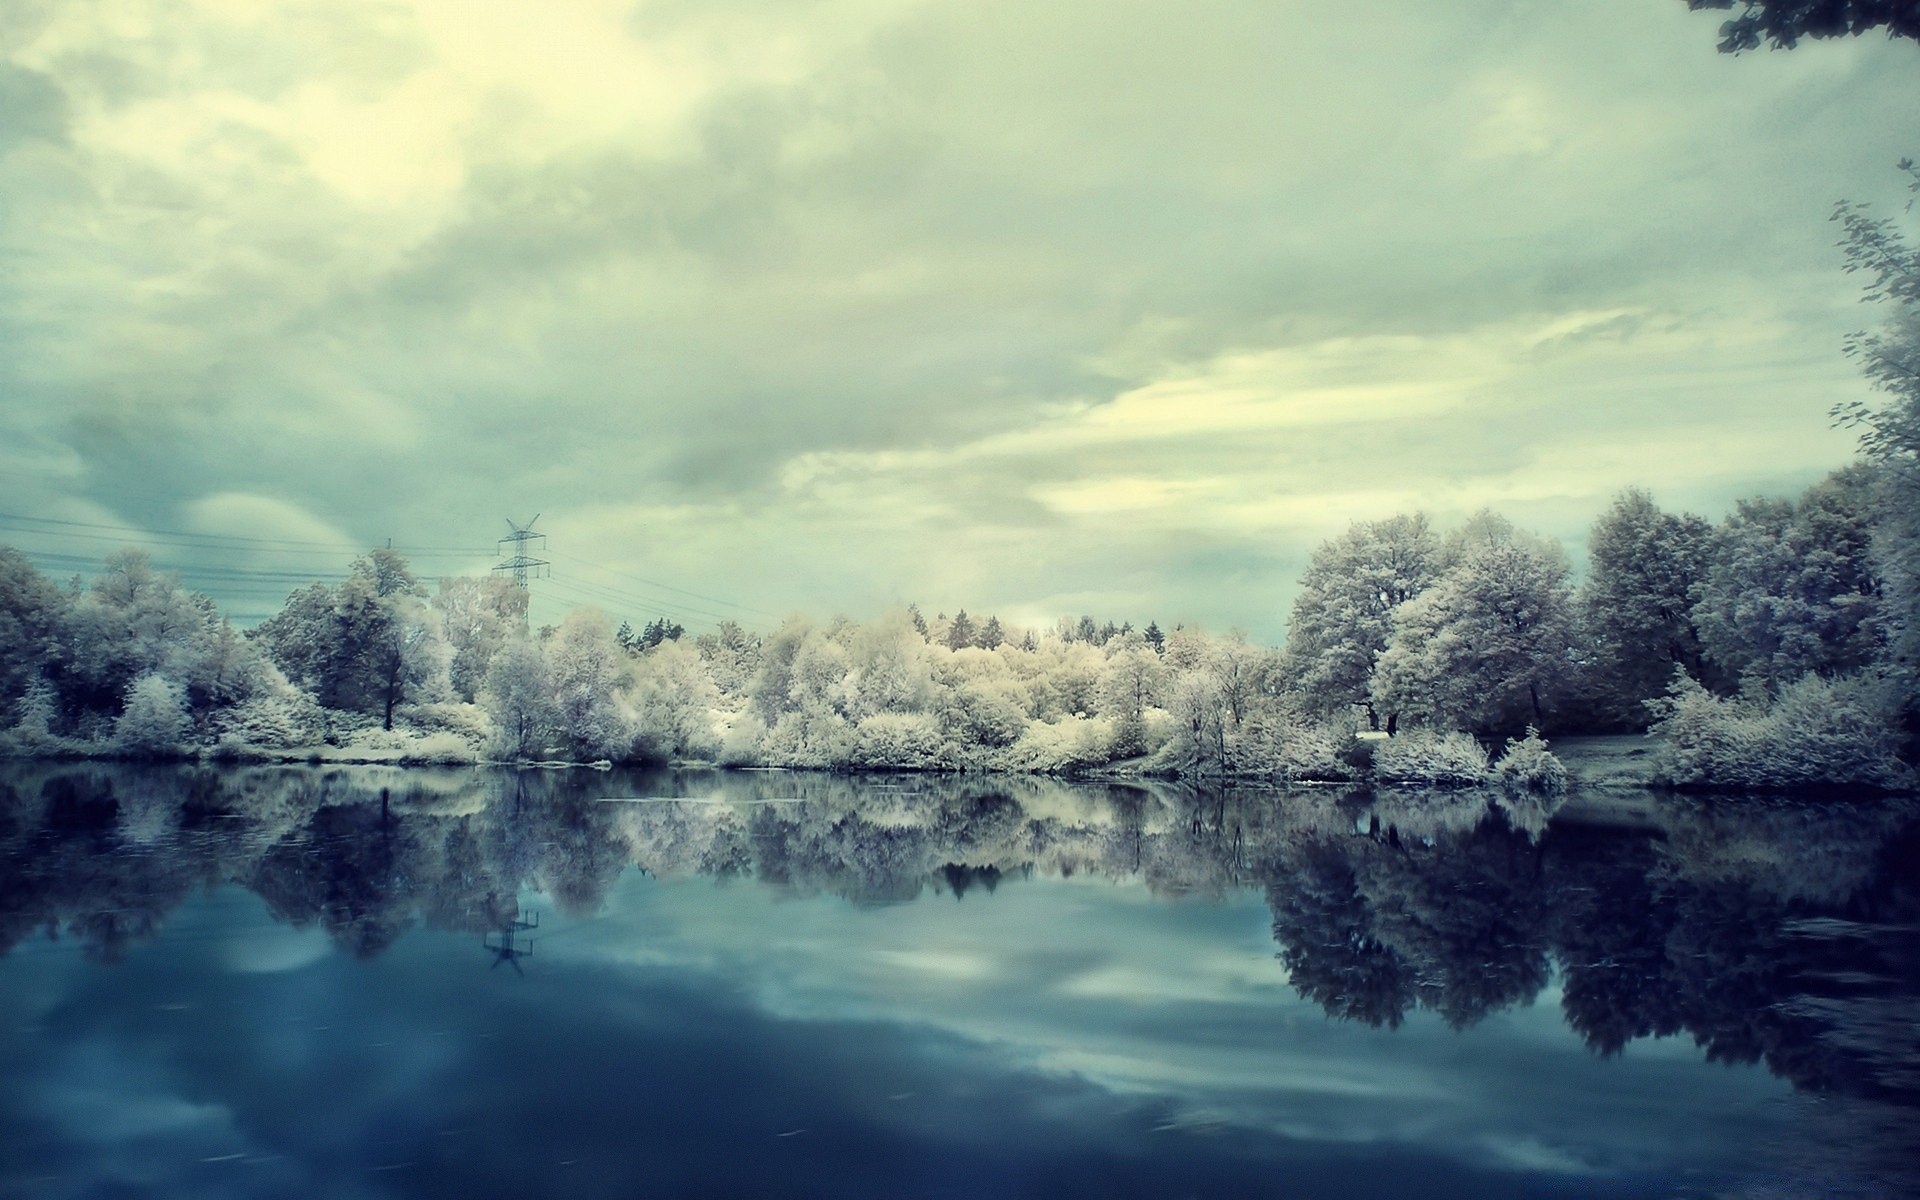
[494,515,550,589]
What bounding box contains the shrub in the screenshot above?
[114,674,193,758]
[717,714,768,767]
[850,712,951,770]
[995,716,1114,774]
[394,732,481,766]
[1373,730,1490,787]
[215,689,324,751]
[1649,673,1911,790]
[1493,727,1568,796]
[1233,711,1355,780]
[394,701,492,745]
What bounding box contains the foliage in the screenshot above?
[480,638,555,759]
[1648,673,1912,790]
[1833,165,1920,741]
[433,575,527,702]
[1693,466,1887,692]
[1371,514,1576,735]
[1283,513,1441,726]
[251,549,448,730]
[1372,730,1491,787]
[1493,728,1569,797]
[114,674,192,758]
[1683,1,1920,53]
[1577,489,1713,726]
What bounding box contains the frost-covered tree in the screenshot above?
[56,549,225,723]
[631,638,721,759]
[114,673,192,757]
[0,547,65,721]
[544,610,632,760]
[253,549,446,730]
[1694,466,1885,691]
[1098,637,1164,756]
[481,637,554,758]
[434,575,528,702]
[1834,168,1920,733]
[1371,515,1575,734]
[1283,514,1442,728]
[747,617,813,724]
[1578,489,1714,724]
[845,609,932,718]
[694,620,762,694]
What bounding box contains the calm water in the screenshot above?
[0,765,1914,1199]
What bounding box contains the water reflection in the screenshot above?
[1,763,1915,1193]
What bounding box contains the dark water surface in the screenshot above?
[0,765,1914,1199]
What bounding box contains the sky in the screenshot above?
[1,0,1916,639]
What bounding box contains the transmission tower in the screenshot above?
[494,515,550,589]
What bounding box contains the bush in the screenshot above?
[1373,730,1490,787]
[1649,673,1912,790]
[1494,727,1568,796]
[394,701,492,745]
[214,689,324,751]
[850,712,951,770]
[717,714,768,767]
[393,732,481,766]
[114,674,193,758]
[995,716,1114,774]
[759,708,855,769]
[1233,711,1355,780]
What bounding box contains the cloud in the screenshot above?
[0,0,1911,635]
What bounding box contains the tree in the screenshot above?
[56,549,225,724]
[481,637,554,758]
[1682,1,1920,54]
[1834,166,1920,735]
[434,574,527,702]
[253,548,446,729]
[846,609,932,718]
[545,609,632,760]
[976,615,1004,651]
[946,609,976,651]
[1282,513,1442,727]
[1578,489,1714,725]
[0,547,65,721]
[694,620,762,694]
[1143,620,1165,654]
[1693,466,1886,691]
[1370,515,1576,734]
[114,673,192,757]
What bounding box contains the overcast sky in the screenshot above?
[1,0,1914,638]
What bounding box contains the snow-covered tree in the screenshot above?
[1371,516,1575,734]
[434,574,528,702]
[545,609,632,760]
[114,673,192,757]
[1694,466,1885,691]
[481,637,554,759]
[0,547,66,722]
[1577,488,1713,724]
[1283,513,1441,727]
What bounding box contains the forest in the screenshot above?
[0,181,1915,792]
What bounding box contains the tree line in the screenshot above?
[0,168,1915,787]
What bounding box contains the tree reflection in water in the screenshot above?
[1,763,1914,1179]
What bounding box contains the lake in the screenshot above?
[0,764,1914,1198]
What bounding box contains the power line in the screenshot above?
[0,511,479,554]
[0,523,481,559]
[549,550,774,619]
